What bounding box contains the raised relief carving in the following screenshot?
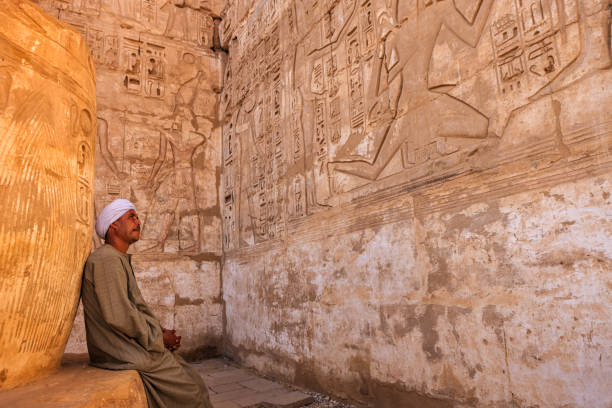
[491,0,560,95]
[141,0,157,22]
[53,0,100,15]
[140,73,209,253]
[198,12,214,48]
[330,0,493,184]
[221,0,611,250]
[122,37,142,94]
[75,109,94,226]
[144,42,166,98]
[96,116,127,211]
[222,113,238,248]
[0,0,96,388]
[162,0,212,46]
[56,20,120,70]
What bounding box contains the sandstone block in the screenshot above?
[0,0,96,390]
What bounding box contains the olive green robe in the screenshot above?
[81,244,213,408]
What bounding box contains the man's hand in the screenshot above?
[162,329,181,352]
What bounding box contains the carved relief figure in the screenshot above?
[330,0,494,181]
[531,0,612,97]
[141,71,208,253]
[97,116,124,177]
[162,0,205,42]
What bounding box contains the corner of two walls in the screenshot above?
[218,0,612,407]
[35,0,227,359]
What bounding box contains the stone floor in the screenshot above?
[192,358,357,408]
[193,358,314,408]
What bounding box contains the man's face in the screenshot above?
[109,210,141,244]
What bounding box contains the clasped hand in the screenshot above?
[162,328,181,351]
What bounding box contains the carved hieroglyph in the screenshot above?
[34,0,224,356]
[220,0,612,250]
[36,0,222,256]
[0,0,96,390]
[220,0,612,406]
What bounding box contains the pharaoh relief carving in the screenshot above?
[0,0,96,389]
[95,71,212,254]
[220,0,611,249]
[34,0,222,255]
[142,81,209,253]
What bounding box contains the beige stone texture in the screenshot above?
[2,0,610,404]
[0,357,147,407]
[32,0,225,358]
[219,0,612,406]
[0,0,96,390]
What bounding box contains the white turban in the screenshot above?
[95,199,136,238]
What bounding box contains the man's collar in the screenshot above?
[104,244,132,262]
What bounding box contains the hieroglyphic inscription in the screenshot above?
[119,38,166,97]
[198,13,214,48]
[74,107,94,236]
[53,0,101,15]
[62,21,120,69]
[221,23,286,247]
[346,28,365,134]
[144,43,165,97]
[222,116,237,248]
[220,0,609,250]
[141,0,157,23]
[491,0,559,96]
[122,38,142,93]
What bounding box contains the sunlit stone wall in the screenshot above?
[35,0,226,359]
[218,0,612,406]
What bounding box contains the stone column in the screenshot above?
[0,0,96,390]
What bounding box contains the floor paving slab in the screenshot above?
[213,401,241,408]
[240,378,285,392]
[195,358,313,408]
[257,391,315,407]
[210,387,261,403]
[210,382,247,394]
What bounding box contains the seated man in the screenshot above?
[81,199,213,408]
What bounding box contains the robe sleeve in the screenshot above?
[91,256,159,351]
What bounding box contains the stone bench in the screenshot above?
[0,355,147,408]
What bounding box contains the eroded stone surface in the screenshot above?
[32,0,225,357]
[192,358,314,408]
[219,0,612,406]
[0,0,96,390]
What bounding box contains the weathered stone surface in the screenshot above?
[0,357,147,407]
[219,0,612,406]
[32,0,225,357]
[0,0,96,390]
[193,358,314,408]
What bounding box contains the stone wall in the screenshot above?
[219,0,612,406]
[35,0,225,358]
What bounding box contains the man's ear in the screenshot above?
[107,221,119,236]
